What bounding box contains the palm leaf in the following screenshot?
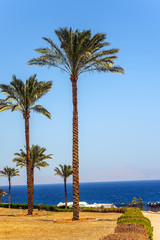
[30,105,51,119]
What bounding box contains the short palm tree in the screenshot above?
[0,75,52,215]
[0,167,20,208]
[13,144,52,205]
[54,164,73,209]
[28,28,124,220]
[0,189,7,203]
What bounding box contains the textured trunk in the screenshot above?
[8,177,11,208]
[31,167,34,207]
[24,114,33,215]
[71,75,79,220]
[64,178,67,209]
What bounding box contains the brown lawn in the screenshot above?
[0,208,121,240]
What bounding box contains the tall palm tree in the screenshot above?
[0,75,52,215]
[0,167,20,208]
[54,164,72,209]
[13,144,52,205]
[28,28,124,220]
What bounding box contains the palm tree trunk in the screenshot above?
[31,167,34,207]
[64,178,67,209]
[71,75,79,220]
[24,114,33,215]
[8,177,11,208]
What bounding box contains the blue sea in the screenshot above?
[1,180,160,208]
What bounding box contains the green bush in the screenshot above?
[0,203,8,208]
[81,207,127,213]
[127,197,145,210]
[55,208,73,212]
[0,202,73,212]
[11,203,28,209]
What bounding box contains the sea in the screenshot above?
[1,180,160,209]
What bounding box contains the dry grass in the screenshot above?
[0,208,121,240]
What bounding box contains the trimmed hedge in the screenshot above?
[117,208,153,240]
[100,208,153,240]
[0,203,71,212]
[115,224,148,239]
[81,207,126,213]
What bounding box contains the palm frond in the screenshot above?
[0,101,13,112]
[30,105,51,119]
[54,167,64,178]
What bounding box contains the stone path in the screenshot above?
[143,211,160,240]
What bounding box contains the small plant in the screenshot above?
[46,213,49,221]
[0,189,7,202]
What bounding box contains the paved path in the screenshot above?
[143,212,160,240]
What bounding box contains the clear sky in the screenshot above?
[0,0,160,185]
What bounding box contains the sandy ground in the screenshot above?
[143,211,160,240]
[0,208,121,240]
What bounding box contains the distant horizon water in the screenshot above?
[1,180,160,207]
[2,178,160,187]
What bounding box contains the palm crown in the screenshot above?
[0,74,52,119]
[0,167,20,180]
[13,145,53,170]
[28,28,124,77]
[54,164,73,179]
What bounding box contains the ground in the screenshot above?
[143,211,160,240]
[0,208,121,240]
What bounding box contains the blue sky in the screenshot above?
[0,0,160,185]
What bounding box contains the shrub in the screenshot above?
[55,208,73,212]
[81,207,127,213]
[0,203,8,208]
[127,197,145,210]
[0,203,73,212]
[11,203,28,209]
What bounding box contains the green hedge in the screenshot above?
[0,203,128,213]
[117,208,153,240]
[0,203,71,211]
[81,207,127,213]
